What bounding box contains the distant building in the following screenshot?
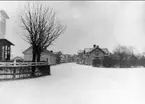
[76,44,110,66]
[54,51,64,63]
[12,56,24,61]
[23,47,57,65]
[88,45,109,66]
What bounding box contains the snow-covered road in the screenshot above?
[0,63,145,104]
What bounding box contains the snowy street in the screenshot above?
[0,63,145,104]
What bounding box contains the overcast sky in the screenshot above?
[0,1,145,57]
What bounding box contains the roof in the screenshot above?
[84,48,92,53]
[0,39,14,45]
[23,46,32,54]
[89,47,105,54]
[23,46,56,56]
[42,50,56,56]
[0,10,9,19]
[12,56,24,61]
[77,50,84,54]
[102,48,109,54]
[89,46,109,55]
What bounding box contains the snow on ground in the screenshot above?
[0,63,145,104]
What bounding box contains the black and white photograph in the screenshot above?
[0,1,145,104]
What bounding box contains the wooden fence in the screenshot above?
[0,62,50,80]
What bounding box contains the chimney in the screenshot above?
[93,44,99,48]
[93,44,96,48]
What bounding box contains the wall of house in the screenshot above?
[90,49,104,65]
[41,54,57,65]
[24,53,57,65]
[23,54,32,61]
[90,49,104,59]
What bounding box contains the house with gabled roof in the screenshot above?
[87,45,110,66]
[76,44,110,66]
[23,46,57,65]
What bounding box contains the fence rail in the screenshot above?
[0,62,50,80]
[0,62,49,67]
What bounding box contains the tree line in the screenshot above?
[95,45,145,68]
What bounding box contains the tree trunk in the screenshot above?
[32,52,36,62]
[37,52,41,62]
[32,51,36,77]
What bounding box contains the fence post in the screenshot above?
[13,68,16,79]
[14,60,16,66]
[48,65,51,75]
[13,60,16,79]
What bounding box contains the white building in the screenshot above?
[23,47,57,65]
[0,10,9,39]
[0,10,14,61]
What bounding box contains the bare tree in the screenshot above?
[112,44,135,67]
[113,45,134,59]
[20,3,66,62]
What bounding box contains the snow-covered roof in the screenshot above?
[84,48,92,53]
[23,46,56,57]
[89,46,109,55]
[77,50,84,54]
[12,56,24,61]
[0,39,14,45]
[102,48,109,54]
[23,46,32,54]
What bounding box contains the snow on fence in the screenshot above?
[0,61,49,67]
[0,62,50,80]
